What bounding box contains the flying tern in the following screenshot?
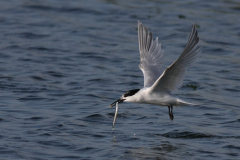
[109,21,202,129]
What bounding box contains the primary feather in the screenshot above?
[151,24,202,92]
[138,21,164,88]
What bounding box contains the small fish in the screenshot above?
[112,102,119,130]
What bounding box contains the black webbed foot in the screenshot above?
[168,106,174,120]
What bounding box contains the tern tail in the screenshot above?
[176,98,199,106]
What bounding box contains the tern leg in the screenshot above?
[168,106,174,120]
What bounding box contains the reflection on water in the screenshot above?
[0,0,240,159]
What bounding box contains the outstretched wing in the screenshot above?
[138,21,164,88]
[151,24,202,92]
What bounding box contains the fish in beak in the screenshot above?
[109,98,124,108]
[109,98,124,129]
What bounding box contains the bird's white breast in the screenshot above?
[124,88,178,106]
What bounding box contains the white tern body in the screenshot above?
[109,21,202,129]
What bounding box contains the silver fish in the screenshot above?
[112,102,119,130]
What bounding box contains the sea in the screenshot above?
[0,0,240,159]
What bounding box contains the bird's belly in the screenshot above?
[138,94,177,106]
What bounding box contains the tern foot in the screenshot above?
[169,113,174,120]
[168,106,174,120]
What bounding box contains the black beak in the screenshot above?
[109,98,124,108]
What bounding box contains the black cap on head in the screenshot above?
[109,89,140,108]
[123,89,140,98]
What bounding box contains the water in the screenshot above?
[0,0,240,159]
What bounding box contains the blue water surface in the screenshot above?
[0,0,240,159]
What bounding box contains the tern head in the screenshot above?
[109,89,140,108]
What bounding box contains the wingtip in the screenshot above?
[138,22,143,30]
[192,22,196,28]
[138,20,142,26]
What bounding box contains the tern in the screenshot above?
[109,21,201,129]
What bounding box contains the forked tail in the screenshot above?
[176,98,199,106]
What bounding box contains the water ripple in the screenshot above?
[0,0,240,159]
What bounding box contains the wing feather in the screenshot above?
[151,24,202,92]
[138,21,164,88]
